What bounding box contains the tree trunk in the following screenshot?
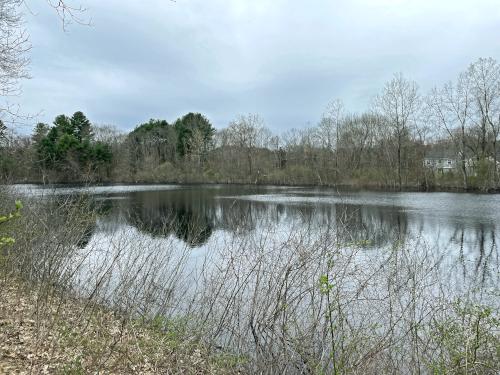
[397,136,402,191]
[461,130,468,190]
[493,138,498,188]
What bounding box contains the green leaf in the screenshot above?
[15,200,23,210]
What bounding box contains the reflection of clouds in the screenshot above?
[214,190,499,288]
[221,191,500,224]
[91,188,498,269]
[72,224,199,312]
[10,184,181,197]
[18,184,500,289]
[405,213,499,290]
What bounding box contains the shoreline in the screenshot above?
[4,179,500,194]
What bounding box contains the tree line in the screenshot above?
[1,57,500,190]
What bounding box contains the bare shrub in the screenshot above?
[1,186,498,374]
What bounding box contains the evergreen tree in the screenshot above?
[53,114,75,136]
[174,113,214,158]
[32,123,49,144]
[71,111,93,141]
[33,112,112,180]
[0,120,7,142]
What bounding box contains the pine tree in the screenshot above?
[71,111,93,141]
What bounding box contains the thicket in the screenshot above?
[0,188,243,373]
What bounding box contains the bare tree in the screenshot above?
[0,0,86,128]
[467,57,500,186]
[0,0,30,119]
[426,72,473,189]
[319,99,344,180]
[340,112,378,171]
[374,73,421,190]
[188,127,207,169]
[226,114,265,177]
[44,0,88,29]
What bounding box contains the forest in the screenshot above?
[1,57,500,191]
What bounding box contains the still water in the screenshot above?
[16,183,500,290]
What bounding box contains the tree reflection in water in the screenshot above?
[75,186,498,287]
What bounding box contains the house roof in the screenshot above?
[425,148,456,159]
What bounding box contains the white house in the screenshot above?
[423,149,457,173]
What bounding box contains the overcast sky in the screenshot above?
[17,0,500,134]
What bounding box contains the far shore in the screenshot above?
[4,179,500,194]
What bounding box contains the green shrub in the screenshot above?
[0,200,22,248]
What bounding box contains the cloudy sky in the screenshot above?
[17,0,500,133]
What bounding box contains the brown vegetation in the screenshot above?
[0,278,242,374]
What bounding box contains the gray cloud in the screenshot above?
[15,0,500,134]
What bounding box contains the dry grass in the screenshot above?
[0,278,244,375]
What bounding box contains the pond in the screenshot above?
[15,183,499,287]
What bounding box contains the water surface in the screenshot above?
[15,184,500,290]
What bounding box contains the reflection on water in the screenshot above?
[16,184,500,287]
[98,189,414,248]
